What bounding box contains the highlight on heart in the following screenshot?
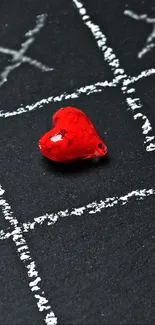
[38,106,108,163]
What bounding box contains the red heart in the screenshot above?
[38,106,107,162]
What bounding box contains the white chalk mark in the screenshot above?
[124,10,155,58]
[0,3,155,153]
[0,14,53,87]
[146,143,155,151]
[124,68,155,85]
[127,88,135,93]
[0,79,117,117]
[22,56,53,72]
[122,68,155,150]
[1,67,155,118]
[0,62,21,87]
[0,188,154,240]
[73,0,155,152]
[134,113,152,134]
[0,185,57,325]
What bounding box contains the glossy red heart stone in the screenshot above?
[38,106,107,162]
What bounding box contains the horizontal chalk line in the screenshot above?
[0,188,154,241]
[0,79,117,118]
[0,68,154,118]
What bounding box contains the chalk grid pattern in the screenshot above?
[0,0,155,324]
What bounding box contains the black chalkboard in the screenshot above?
[0,0,155,324]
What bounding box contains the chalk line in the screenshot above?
[126,68,155,85]
[0,14,53,88]
[73,0,155,152]
[0,188,154,240]
[124,10,155,58]
[0,67,155,118]
[0,79,117,117]
[0,185,57,325]
[0,3,155,152]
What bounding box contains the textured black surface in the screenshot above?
[0,0,155,324]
